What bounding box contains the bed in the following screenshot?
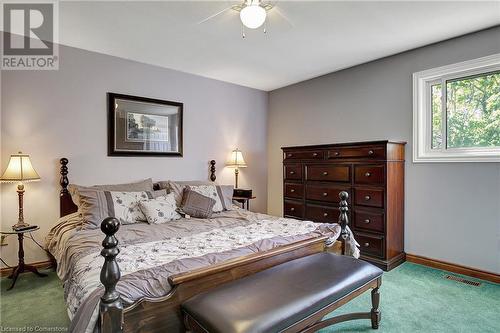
[46,158,359,333]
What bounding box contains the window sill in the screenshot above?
[413,150,500,163]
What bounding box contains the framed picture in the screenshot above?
[108,93,183,156]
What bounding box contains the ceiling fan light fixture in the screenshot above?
[240,4,267,29]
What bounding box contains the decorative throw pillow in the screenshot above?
[180,188,216,218]
[69,178,154,210]
[187,185,224,212]
[160,180,214,206]
[78,190,160,228]
[139,193,181,224]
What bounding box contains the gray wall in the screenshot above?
[1,45,268,265]
[268,27,500,273]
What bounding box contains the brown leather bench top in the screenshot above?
[182,253,383,333]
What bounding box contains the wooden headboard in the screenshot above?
[59,158,218,217]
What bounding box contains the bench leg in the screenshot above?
[370,287,381,329]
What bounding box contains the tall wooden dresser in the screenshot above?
[282,141,406,271]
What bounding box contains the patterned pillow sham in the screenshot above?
[68,178,154,210]
[139,193,181,224]
[179,188,216,218]
[78,189,166,228]
[159,180,214,206]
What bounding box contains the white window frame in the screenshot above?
[413,54,500,163]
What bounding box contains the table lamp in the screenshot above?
[226,148,247,188]
[0,152,40,229]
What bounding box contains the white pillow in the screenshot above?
[139,193,181,224]
[188,185,224,212]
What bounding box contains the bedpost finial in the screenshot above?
[101,217,120,237]
[60,157,70,190]
[99,216,123,333]
[339,191,348,203]
[209,160,216,182]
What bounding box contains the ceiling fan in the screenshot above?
[198,0,292,38]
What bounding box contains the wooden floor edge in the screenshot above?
[0,260,54,277]
[406,253,500,284]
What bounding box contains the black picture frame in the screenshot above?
[107,93,183,157]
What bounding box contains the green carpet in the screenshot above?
[0,263,498,332]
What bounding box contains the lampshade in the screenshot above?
[0,152,40,182]
[226,149,247,168]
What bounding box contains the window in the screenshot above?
[413,54,500,162]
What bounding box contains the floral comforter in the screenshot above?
[45,209,359,333]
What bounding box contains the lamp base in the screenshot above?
[12,222,31,231]
[13,183,28,230]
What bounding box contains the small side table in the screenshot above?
[233,196,256,210]
[0,226,47,290]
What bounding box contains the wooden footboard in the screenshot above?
[98,192,351,333]
[122,236,331,333]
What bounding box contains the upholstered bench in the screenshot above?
[182,253,383,333]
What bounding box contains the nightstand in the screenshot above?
[232,196,256,210]
[0,226,47,290]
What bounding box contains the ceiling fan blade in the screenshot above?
[197,6,233,25]
[271,6,294,27]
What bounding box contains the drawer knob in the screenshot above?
[290,207,295,212]
[365,172,371,177]
[290,189,295,193]
[364,242,370,247]
[364,195,371,201]
[368,150,374,155]
[289,171,295,175]
[287,153,293,157]
[334,152,340,156]
[322,192,328,197]
[312,153,318,157]
[322,171,329,176]
[364,219,370,224]
[323,212,328,217]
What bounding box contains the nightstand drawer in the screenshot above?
[284,183,303,199]
[353,209,384,233]
[354,165,385,185]
[306,165,350,182]
[284,164,302,180]
[354,188,384,208]
[284,200,304,218]
[305,204,340,223]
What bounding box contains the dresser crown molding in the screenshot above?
[282,140,406,271]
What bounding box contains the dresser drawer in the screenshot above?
[306,165,350,182]
[284,164,302,180]
[354,188,384,208]
[354,165,385,185]
[284,183,303,199]
[327,146,385,160]
[305,204,340,223]
[353,209,384,233]
[356,233,384,258]
[305,185,351,204]
[284,200,304,218]
[284,150,324,160]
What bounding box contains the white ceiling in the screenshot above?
[59,1,500,91]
